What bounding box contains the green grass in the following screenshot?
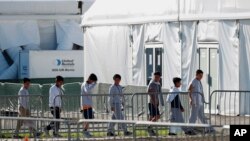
[0,128,170,139]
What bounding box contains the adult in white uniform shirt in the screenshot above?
[188,70,214,133]
[13,78,41,138]
[44,76,64,137]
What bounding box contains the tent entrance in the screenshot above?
[145,43,163,85]
[198,43,219,113]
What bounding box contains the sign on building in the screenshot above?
[19,51,84,78]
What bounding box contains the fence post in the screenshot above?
[209,91,213,125]
[133,123,137,141]
[67,121,71,141]
[76,122,80,140]
[131,93,135,121]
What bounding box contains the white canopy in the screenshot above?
[82,0,178,26]
[83,0,250,26]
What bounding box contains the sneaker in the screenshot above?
[185,131,196,135]
[33,132,41,138]
[205,129,215,134]
[13,134,22,139]
[147,129,156,136]
[168,132,177,136]
[107,132,117,136]
[43,127,50,137]
[83,131,92,138]
[124,131,132,136]
[53,134,63,138]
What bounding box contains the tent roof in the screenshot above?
[82,0,178,26]
[82,0,250,26]
[0,0,79,15]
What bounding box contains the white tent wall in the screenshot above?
[197,21,219,42]
[131,22,181,89]
[84,26,132,85]
[159,23,181,89]
[218,21,240,115]
[180,22,198,91]
[180,0,250,20]
[132,25,146,86]
[239,20,250,115]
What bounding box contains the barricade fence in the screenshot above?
[131,92,208,123]
[0,116,217,141]
[1,89,249,141]
[209,90,250,126]
[0,116,72,140]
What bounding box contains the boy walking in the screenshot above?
[13,78,41,138]
[188,70,214,133]
[107,74,132,136]
[81,73,98,138]
[44,76,64,137]
[166,77,195,135]
[147,72,164,136]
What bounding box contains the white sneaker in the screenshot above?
[83,131,92,138]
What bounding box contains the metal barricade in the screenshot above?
[209,90,250,126]
[131,92,208,123]
[76,119,216,141]
[220,125,230,141]
[52,94,134,134]
[0,116,72,140]
[0,95,43,133]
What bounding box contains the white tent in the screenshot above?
[82,0,250,115]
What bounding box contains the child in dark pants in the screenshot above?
[81,73,98,138]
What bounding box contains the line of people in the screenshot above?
[13,69,214,138]
[148,70,214,136]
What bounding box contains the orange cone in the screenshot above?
[24,135,29,141]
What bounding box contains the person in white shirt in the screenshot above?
[80,73,98,138]
[44,76,64,137]
[188,70,214,133]
[166,77,195,136]
[13,78,41,138]
[107,74,132,136]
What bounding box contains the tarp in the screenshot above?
[0,52,9,74]
[0,21,40,50]
[55,20,83,50]
[0,0,78,15]
[38,20,57,50]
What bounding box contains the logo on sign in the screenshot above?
[56,59,62,66]
[52,59,75,72]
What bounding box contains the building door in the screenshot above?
[145,43,163,85]
[198,43,219,113]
